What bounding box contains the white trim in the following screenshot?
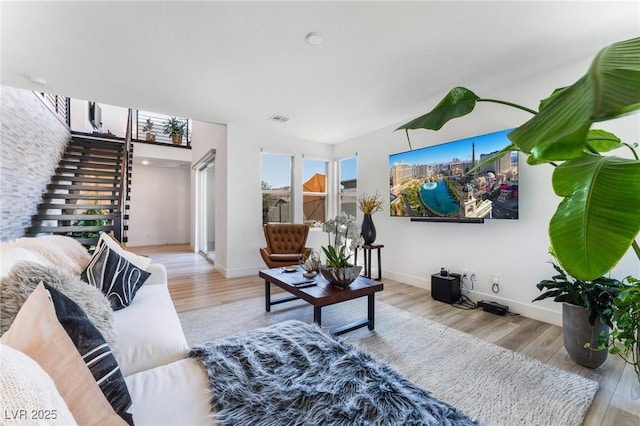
[383,270,562,327]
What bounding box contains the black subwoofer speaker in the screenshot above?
[430,273,461,304]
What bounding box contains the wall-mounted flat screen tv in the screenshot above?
[389,129,518,220]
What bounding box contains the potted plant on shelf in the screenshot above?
[533,249,623,368]
[321,212,364,287]
[163,117,187,145]
[142,118,155,142]
[358,192,384,245]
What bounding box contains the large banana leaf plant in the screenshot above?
[396,37,640,281]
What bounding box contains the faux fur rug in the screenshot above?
[180,297,599,426]
[189,320,478,426]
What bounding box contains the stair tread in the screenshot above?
[69,138,125,148]
[64,146,122,156]
[61,155,120,163]
[51,176,121,184]
[38,203,120,210]
[56,167,122,177]
[28,225,115,233]
[47,184,120,191]
[71,237,101,245]
[32,214,118,221]
[58,161,121,171]
[43,194,119,200]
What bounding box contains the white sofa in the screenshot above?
[0,237,214,425]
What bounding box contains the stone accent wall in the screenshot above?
[0,86,70,241]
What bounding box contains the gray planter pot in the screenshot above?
[562,303,609,369]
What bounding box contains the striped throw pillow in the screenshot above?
[44,282,133,425]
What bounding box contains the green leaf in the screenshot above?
[511,76,593,161]
[396,87,480,131]
[538,86,569,111]
[586,129,622,153]
[549,154,640,280]
[589,39,640,120]
[510,37,640,162]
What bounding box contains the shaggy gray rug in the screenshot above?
[189,320,478,426]
[180,297,599,426]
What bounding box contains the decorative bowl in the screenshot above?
[320,265,362,287]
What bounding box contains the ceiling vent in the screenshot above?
[269,114,291,123]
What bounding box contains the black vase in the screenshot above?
[361,214,376,245]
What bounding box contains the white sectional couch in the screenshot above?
[0,236,214,425]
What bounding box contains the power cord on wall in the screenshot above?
[455,272,478,310]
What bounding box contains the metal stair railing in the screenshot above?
[114,109,132,242]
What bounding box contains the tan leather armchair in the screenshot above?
[260,224,313,269]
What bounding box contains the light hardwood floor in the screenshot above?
[130,244,640,426]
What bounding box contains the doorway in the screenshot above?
[195,150,216,262]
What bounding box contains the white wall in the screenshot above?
[127,164,191,245]
[189,121,227,270]
[69,98,128,135]
[334,55,640,326]
[99,103,129,137]
[69,98,93,133]
[118,121,224,251]
[223,125,332,278]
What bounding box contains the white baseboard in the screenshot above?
[384,270,562,327]
[223,265,263,279]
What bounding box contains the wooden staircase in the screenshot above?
[28,135,132,248]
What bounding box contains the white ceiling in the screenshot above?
[2,1,638,144]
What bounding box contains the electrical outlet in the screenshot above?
[469,271,477,282]
[492,275,500,293]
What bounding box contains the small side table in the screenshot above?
[355,244,384,281]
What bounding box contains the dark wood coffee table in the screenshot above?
[259,267,384,336]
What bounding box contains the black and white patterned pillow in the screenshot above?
[43,282,134,425]
[81,243,151,310]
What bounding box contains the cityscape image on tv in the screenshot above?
[389,129,519,220]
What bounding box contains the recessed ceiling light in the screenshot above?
[306,32,323,45]
[29,76,48,86]
[141,160,149,165]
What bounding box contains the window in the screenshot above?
[261,153,292,224]
[303,158,328,226]
[339,156,357,216]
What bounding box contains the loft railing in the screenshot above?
[136,110,191,147]
[35,92,70,127]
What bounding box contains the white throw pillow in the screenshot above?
[96,233,151,271]
[113,285,189,376]
[0,344,77,425]
[125,358,213,426]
